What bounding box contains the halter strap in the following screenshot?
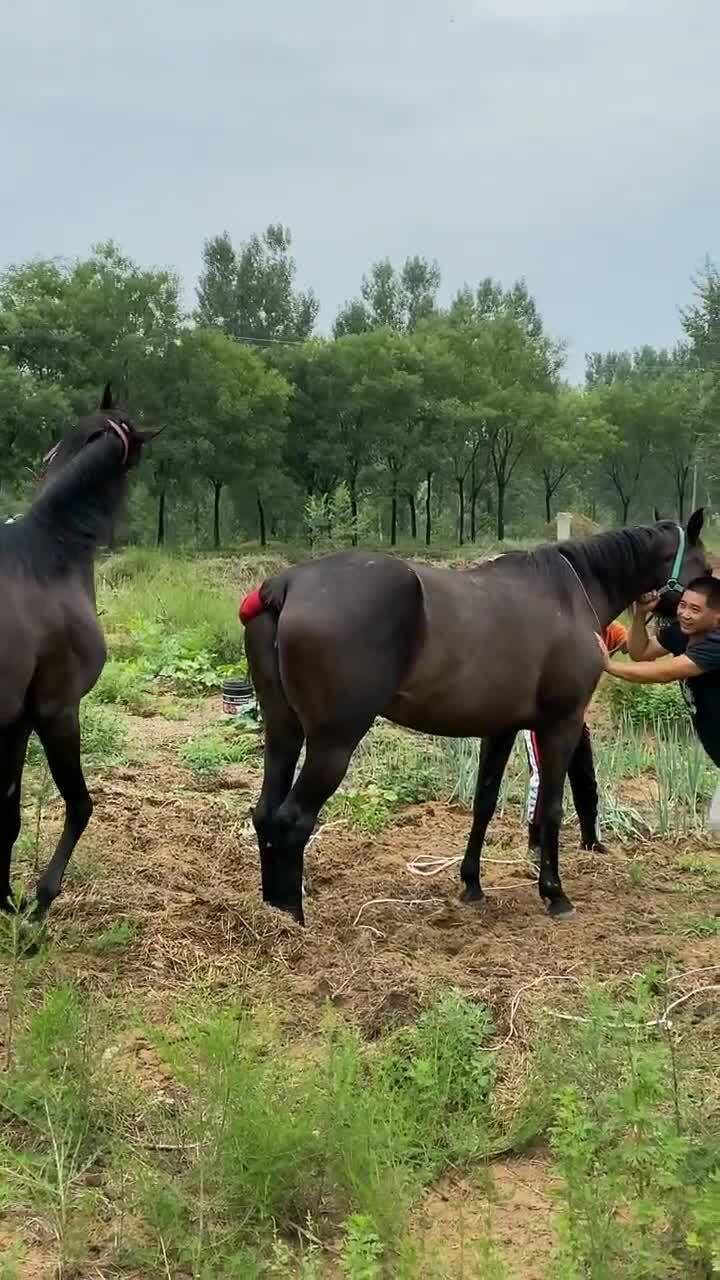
[558,553,602,631]
[106,418,130,465]
[662,523,686,594]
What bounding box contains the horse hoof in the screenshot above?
[268,900,305,927]
[545,896,576,920]
[584,840,610,855]
[460,885,485,906]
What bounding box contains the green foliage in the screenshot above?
[339,1215,384,1279]
[179,721,262,772]
[607,676,688,728]
[89,659,151,714]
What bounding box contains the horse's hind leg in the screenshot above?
[535,717,584,919]
[245,612,304,904]
[0,719,32,911]
[31,707,93,919]
[254,711,304,905]
[460,731,516,904]
[265,723,370,924]
[567,724,607,853]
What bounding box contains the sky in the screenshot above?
[1,0,718,380]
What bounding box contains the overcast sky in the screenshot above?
[1,0,718,379]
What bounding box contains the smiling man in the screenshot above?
[601,577,720,770]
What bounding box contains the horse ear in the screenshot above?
[100,383,114,411]
[687,508,705,544]
[136,425,167,444]
[654,506,662,522]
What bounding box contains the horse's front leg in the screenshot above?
[32,707,93,920]
[460,731,516,904]
[0,718,32,912]
[535,718,584,919]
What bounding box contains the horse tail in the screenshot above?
[243,571,300,743]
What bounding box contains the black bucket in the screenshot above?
[222,677,255,717]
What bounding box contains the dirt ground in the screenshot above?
[5,699,720,1278]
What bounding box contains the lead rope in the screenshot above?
[558,554,602,632]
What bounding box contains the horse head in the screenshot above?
[41,384,165,480]
[651,509,712,617]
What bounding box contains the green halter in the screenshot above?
[662,524,686,595]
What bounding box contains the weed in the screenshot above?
[90,658,152,715]
[607,678,689,729]
[673,913,720,938]
[87,918,140,954]
[179,722,262,773]
[325,783,402,833]
[339,1214,384,1279]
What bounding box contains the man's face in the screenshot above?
[677,589,720,636]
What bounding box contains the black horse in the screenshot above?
[242,513,710,925]
[0,386,156,919]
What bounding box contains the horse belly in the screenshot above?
[385,656,538,738]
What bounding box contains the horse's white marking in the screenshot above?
[6,783,16,798]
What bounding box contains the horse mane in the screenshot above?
[530,523,671,588]
[0,428,128,579]
[481,522,677,606]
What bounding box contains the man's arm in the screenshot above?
[627,593,667,661]
[605,654,701,684]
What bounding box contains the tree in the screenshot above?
[0,242,182,404]
[589,381,649,523]
[0,358,69,501]
[532,389,610,524]
[171,329,291,548]
[683,257,720,371]
[333,255,441,337]
[196,225,318,341]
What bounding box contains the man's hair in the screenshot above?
[684,575,720,610]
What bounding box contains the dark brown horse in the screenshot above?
[243,513,710,925]
[0,386,155,920]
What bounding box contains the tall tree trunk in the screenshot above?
[496,478,506,541]
[470,458,477,542]
[407,491,417,540]
[390,474,398,546]
[349,470,358,546]
[675,468,688,523]
[457,477,465,545]
[256,489,267,547]
[425,470,432,547]
[213,480,222,550]
[545,481,552,525]
[156,489,166,547]
[193,500,200,544]
[621,495,630,524]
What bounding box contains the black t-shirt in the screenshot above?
[658,622,720,766]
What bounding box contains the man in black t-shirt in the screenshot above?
[600,575,720,767]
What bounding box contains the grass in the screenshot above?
[2,548,720,1277]
[0,978,718,1278]
[179,720,263,772]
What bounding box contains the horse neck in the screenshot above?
[27,442,126,576]
[561,528,669,628]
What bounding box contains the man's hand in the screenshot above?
[634,591,660,619]
[595,632,610,670]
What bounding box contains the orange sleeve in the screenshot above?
[604,621,628,651]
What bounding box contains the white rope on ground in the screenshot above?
[353,897,444,926]
[544,984,720,1031]
[666,965,720,983]
[406,853,532,877]
[479,974,584,1052]
[479,973,720,1053]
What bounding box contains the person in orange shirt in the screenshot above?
[523,618,628,860]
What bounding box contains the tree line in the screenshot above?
[0,231,718,549]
